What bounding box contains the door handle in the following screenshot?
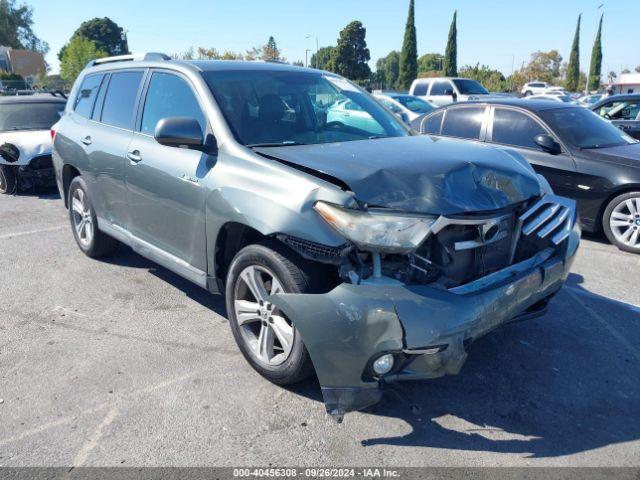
[81,136,92,146]
[127,150,142,163]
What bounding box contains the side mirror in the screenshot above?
[154,117,204,149]
[534,134,561,155]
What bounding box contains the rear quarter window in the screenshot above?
[73,74,104,118]
[422,111,443,135]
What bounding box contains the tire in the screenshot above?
[225,240,317,385]
[602,191,640,254]
[0,165,17,194]
[524,90,533,97]
[68,176,119,258]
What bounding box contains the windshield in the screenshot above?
[540,107,639,149]
[393,95,434,114]
[452,79,489,95]
[0,102,63,132]
[203,70,409,146]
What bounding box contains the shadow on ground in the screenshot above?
[95,242,640,459]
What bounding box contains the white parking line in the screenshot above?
[566,288,640,363]
[71,407,119,467]
[0,225,65,240]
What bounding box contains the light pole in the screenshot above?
[585,3,604,95]
[305,49,311,68]
[306,34,319,68]
[504,54,515,92]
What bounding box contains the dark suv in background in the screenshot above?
[52,53,579,419]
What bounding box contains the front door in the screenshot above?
[488,107,577,199]
[125,70,212,272]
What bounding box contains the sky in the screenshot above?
[28,0,639,78]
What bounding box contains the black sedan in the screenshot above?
[413,99,640,253]
[590,94,640,140]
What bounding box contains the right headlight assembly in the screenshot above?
[314,201,437,254]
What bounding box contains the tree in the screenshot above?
[458,64,507,92]
[292,60,304,67]
[245,46,261,61]
[327,21,371,81]
[522,50,563,83]
[0,0,48,53]
[565,14,581,92]
[261,36,284,62]
[376,51,400,89]
[397,0,417,90]
[310,46,333,70]
[58,17,128,61]
[621,68,631,74]
[418,53,443,76]
[635,65,640,73]
[607,71,616,83]
[588,14,603,91]
[443,11,457,77]
[60,36,107,83]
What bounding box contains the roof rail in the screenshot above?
[85,52,171,69]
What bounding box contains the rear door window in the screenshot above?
[73,74,104,118]
[140,71,207,135]
[100,71,144,129]
[441,107,486,139]
[491,108,547,149]
[412,81,429,96]
[430,80,452,96]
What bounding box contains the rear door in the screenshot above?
[89,70,145,227]
[487,107,577,198]
[125,69,212,273]
[427,80,455,106]
[438,105,489,142]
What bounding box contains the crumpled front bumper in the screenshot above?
[269,221,580,420]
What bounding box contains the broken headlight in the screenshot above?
[314,201,437,254]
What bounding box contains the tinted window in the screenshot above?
[441,107,485,139]
[413,82,429,96]
[101,71,143,129]
[540,107,638,149]
[452,79,488,95]
[430,81,452,96]
[423,111,443,134]
[74,74,104,118]
[597,100,640,120]
[492,108,547,149]
[395,95,434,114]
[141,72,206,135]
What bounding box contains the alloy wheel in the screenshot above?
[233,265,294,367]
[71,188,94,248]
[609,197,640,249]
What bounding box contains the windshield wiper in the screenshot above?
[368,135,390,140]
[246,141,307,148]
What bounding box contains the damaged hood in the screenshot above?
[255,135,542,215]
[0,130,51,165]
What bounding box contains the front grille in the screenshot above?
[519,195,576,245]
[28,154,53,170]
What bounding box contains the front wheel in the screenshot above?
[0,165,17,194]
[225,241,316,385]
[603,191,640,253]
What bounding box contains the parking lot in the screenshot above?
[1,189,639,467]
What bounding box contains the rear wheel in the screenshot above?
[68,176,119,258]
[0,165,17,194]
[603,191,640,254]
[225,240,316,385]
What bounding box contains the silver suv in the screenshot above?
[52,53,580,420]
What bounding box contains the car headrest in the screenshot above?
[259,94,285,123]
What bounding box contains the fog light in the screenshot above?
[372,354,394,375]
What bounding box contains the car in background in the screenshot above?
[590,94,640,140]
[577,93,603,106]
[415,99,640,253]
[0,93,66,194]
[409,77,496,107]
[326,98,386,134]
[373,92,435,124]
[524,93,578,104]
[521,82,551,96]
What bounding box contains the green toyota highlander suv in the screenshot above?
[52,53,580,420]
